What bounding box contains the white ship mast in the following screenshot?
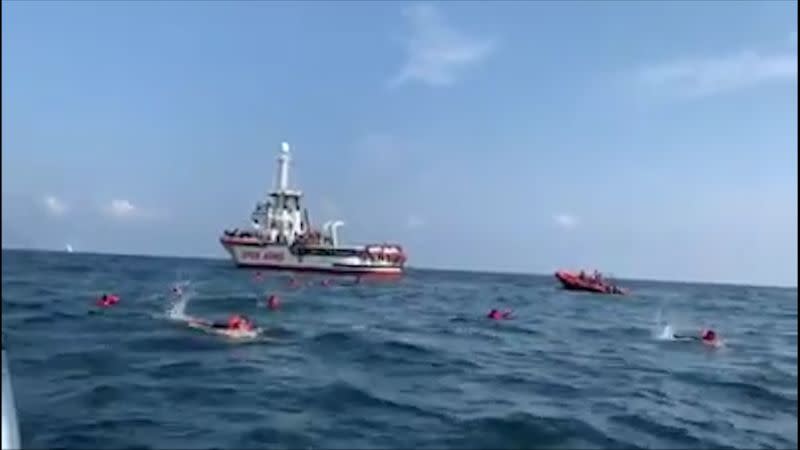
[276,141,291,192]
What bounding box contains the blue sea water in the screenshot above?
[1,249,797,449]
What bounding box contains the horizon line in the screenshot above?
[2,245,795,290]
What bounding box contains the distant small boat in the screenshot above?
[555,270,628,295]
[65,244,73,253]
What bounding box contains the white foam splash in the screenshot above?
[656,324,675,340]
[652,308,672,340]
[167,280,193,321]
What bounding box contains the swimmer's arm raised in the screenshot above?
[672,334,699,341]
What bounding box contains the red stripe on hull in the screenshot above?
[234,261,403,276]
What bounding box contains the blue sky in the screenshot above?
[2,1,797,287]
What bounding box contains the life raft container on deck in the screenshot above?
[554,270,627,295]
[364,245,407,265]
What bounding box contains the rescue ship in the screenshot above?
[220,142,407,275]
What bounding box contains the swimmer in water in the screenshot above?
[267,294,280,310]
[96,294,119,308]
[673,328,718,345]
[209,314,255,332]
[171,285,183,296]
[487,309,513,320]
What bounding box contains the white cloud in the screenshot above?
[105,199,138,219]
[553,213,578,230]
[390,3,496,87]
[635,36,797,98]
[406,214,425,229]
[43,195,68,216]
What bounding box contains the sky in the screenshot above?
[2,1,797,287]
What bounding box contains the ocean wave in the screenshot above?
[448,412,635,449]
[672,371,797,412]
[3,250,796,449]
[609,413,709,448]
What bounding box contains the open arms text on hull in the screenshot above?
[220,142,407,275]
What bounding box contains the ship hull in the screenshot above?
[220,239,404,275]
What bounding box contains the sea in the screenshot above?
[2,249,797,449]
